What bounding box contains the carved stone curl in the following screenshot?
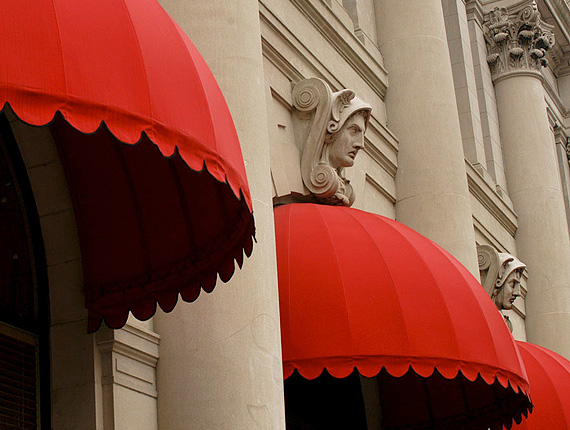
[478,245,526,332]
[292,78,371,206]
[483,1,555,81]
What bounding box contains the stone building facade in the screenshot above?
[2,0,570,428]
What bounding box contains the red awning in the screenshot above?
[0,0,254,331]
[275,203,532,430]
[513,342,570,429]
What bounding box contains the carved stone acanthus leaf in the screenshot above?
[292,78,371,207]
[483,1,555,81]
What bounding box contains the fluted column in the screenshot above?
[154,1,286,429]
[484,2,570,359]
[374,0,479,276]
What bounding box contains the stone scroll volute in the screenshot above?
[289,78,371,206]
[478,245,501,298]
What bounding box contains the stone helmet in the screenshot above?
[326,89,372,135]
[496,253,526,288]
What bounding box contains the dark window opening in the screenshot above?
[0,114,50,430]
[284,369,368,430]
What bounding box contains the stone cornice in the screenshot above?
[551,120,570,161]
[548,104,562,129]
[295,0,388,97]
[261,37,305,83]
[542,0,570,75]
[363,135,397,178]
[259,0,388,99]
[550,120,570,163]
[543,75,569,118]
[484,1,555,81]
[554,123,568,143]
[466,0,485,26]
[542,0,570,45]
[364,173,396,204]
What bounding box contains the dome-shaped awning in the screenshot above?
[275,203,531,430]
[0,0,254,331]
[512,341,570,429]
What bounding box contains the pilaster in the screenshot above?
[443,0,489,178]
[468,0,511,192]
[553,123,570,234]
[96,321,160,430]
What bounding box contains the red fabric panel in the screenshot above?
[52,119,253,332]
[0,0,250,207]
[0,0,255,330]
[512,342,570,429]
[275,203,531,430]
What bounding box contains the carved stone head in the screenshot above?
[478,245,526,332]
[292,78,371,206]
[325,106,368,170]
[495,253,525,310]
[478,244,526,311]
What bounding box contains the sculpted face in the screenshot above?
[495,270,522,310]
[327,113,366,169]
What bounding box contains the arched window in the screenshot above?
[0,114,50,429]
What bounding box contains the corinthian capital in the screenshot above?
[483,1,555,81]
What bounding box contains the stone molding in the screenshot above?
[289,0,388,97]
[364,173,396,205]
[561,129,570,164]
[364,137,397,178]
[551,111,570,163]
[544,74,570,118]
[292,78,371,206]
[259,0,387,99]
[96,323,160,398]
[466,160,518,237]
[483,1,555,81]
[466,0,485,26]
[542,0,570,54]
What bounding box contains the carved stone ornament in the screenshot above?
[483,1,555,81]
[478,245,526,332]
[292,78,371,206]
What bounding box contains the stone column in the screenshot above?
[374,0,479,276]
[154,1,286,429]
[484,2,570,359]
